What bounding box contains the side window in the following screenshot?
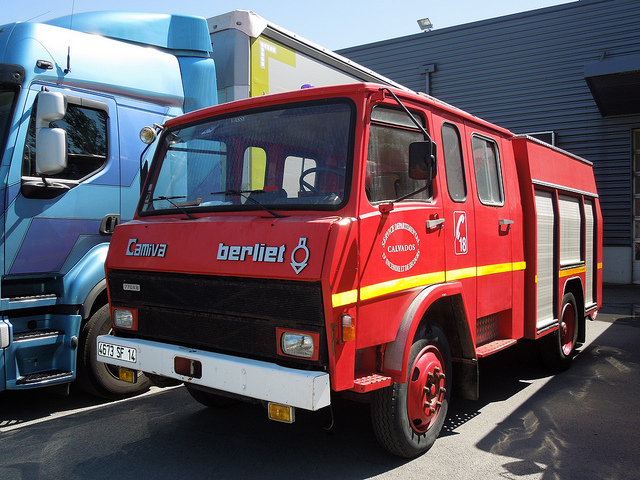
[366,106,429,203]
[23,98,108,181]
[472,135,503,206]
[442,123,466,202]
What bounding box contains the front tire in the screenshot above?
[76,304,151,399]
[371,323,452,458]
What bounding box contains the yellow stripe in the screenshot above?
[331,289,357,308]
[478,262,515,276]
[360,271,446,301]
[445,267,477,281]
[559,265,587,278]
[597,262,603,269]
[513,261,527,271]
[331,261,527,307]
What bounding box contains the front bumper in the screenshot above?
[96,335,331,410]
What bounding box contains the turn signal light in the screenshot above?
[341,314,355,342]
[268,403,295,423]
[118,367,137,384]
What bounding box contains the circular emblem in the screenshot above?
[381,223,421,273]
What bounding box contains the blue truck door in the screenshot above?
[5,85,119,282]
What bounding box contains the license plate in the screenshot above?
[98,342,137,363]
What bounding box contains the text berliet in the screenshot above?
[217,242,286,263]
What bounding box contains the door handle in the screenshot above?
[426,218,445,229]
[499,219,514,226]
[100,214,121,234]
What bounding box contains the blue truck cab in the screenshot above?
[0,11,217,397]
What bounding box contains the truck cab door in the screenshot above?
[437,120,478,322]
[464,127,520,343]
[5,86,119,278]
[357,105,445,347]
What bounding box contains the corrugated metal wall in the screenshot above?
[339,0,640,247]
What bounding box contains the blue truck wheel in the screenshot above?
[76,304,151,399]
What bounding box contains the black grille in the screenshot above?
[108,271,327,366]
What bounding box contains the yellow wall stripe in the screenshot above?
[331,261,527,307]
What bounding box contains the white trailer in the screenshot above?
[208,10,407,102]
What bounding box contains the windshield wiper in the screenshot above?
[211,189,282,218]
[152,196,195,220]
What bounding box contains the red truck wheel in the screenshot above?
[541,292,579,370]
[76,304,151,399]
[371,323,451,458]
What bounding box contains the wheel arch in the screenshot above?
[563,277,586,343]
[80,279,108,321]
[383,282,478,399]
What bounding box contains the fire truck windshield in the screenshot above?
[140,100,354,216]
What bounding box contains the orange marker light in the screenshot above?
[341,314,355,342]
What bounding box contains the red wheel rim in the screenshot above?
[406,345,447,433]
[560,300,576,356]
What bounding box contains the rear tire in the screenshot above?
[541,292,579,371]
[371,323,452,458]
[76,304,151,399]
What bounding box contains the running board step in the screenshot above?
[13,329,64,342]
[16,370,73,385]
[476,339,518,358]
[351,371,393,393]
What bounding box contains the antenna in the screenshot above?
[25,11,51,22]
[64,0,76,74]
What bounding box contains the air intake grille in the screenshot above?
[107,271,327,366]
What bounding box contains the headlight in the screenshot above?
[112,308,137,329]
[280,332,315,359]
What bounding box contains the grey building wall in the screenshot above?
[339,0,640,284]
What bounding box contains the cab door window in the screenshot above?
[23,98,108,181]
[366,106,430,203]
[472,135,503,206]
[442,123,467,202]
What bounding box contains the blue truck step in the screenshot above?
[13,329,65,342]
[16,370,74,385]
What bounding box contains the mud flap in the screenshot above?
[452,357,479,401]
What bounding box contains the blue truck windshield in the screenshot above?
[140,100,354,216]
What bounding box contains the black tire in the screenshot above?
[541,292,579,371]
[75,304,151,399]
[371,323,452,458]
[185,384,239,408]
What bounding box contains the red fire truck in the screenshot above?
[97,83,602,457]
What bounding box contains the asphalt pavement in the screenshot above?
[0,284,638,480]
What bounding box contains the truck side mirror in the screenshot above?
[35,91,68,176]
[409,141,437,180]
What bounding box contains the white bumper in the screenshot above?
[96,335,331,411]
